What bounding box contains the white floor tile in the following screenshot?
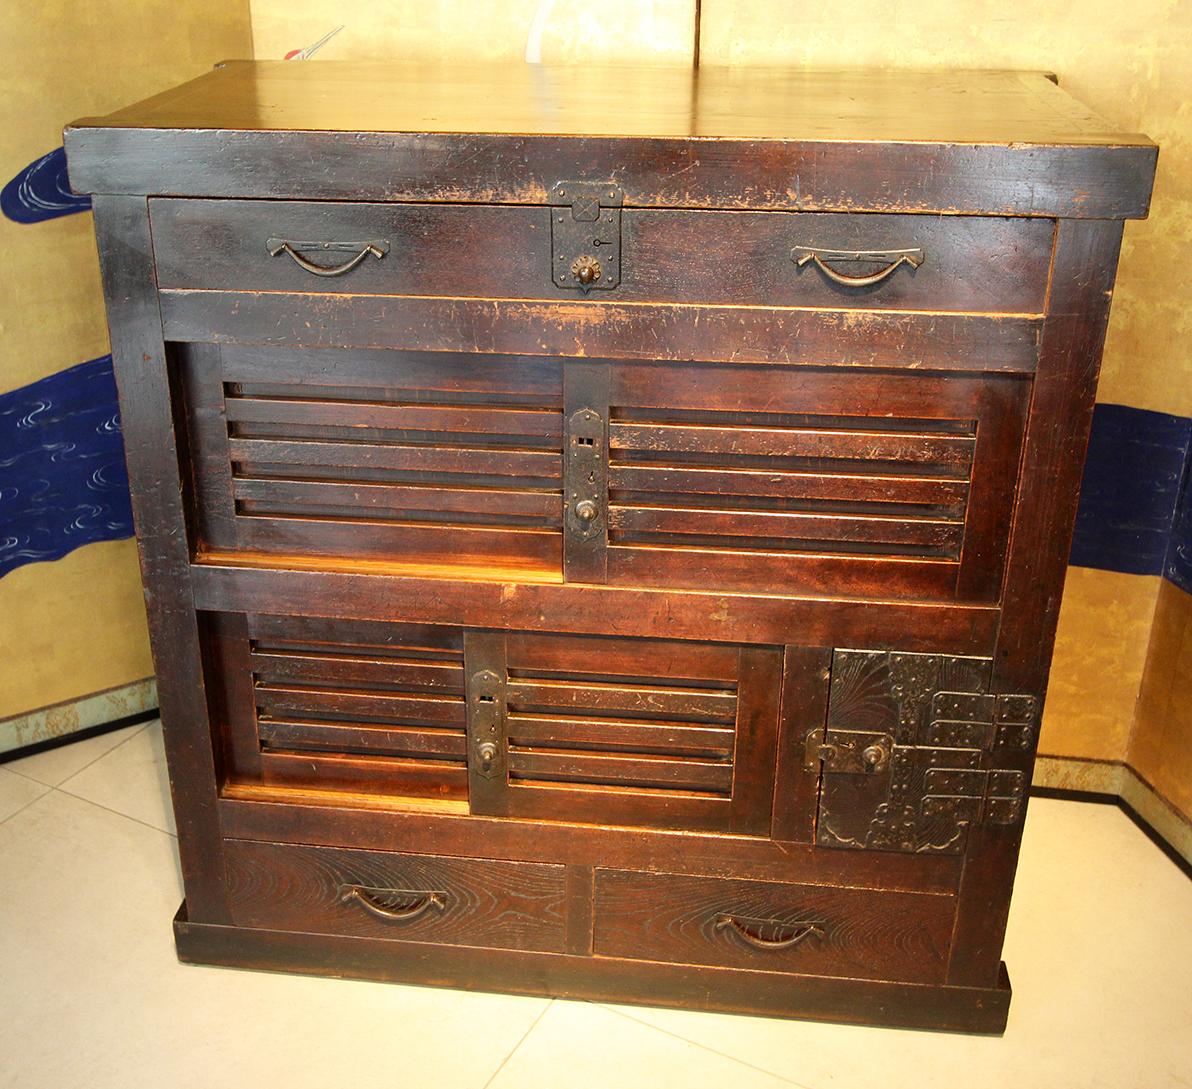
[0,766,50,823]
[0,790,547,1089]
[4,721,149,787]
[60,719,176,834]
[489,999,806,1089]
[603,798,1192,1089]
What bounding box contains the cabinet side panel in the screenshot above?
[948,217,1126,985]
[92,194,230,923]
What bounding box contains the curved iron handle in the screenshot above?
[714,913,824,951]
[792,247,923,288]
[266,237,390,278]
[340,885,448,923]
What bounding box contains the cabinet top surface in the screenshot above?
[73,61,1149,148]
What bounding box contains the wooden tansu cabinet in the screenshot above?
[67,63,1156,1032]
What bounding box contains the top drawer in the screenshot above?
[149,199,1053,314]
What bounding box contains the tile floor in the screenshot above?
[2,719,1190,1089]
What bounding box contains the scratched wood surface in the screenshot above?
[72,61,1155,1032]
[64,64,1155,217]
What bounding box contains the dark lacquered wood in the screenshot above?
[92,195,231,924]
[149,198,1053,314]
[158,290,1044,373]
[174,902,1012,1033]
[224,840,568,951]
[948,217,1127,988]
[67,63,1154,220]
[189,560,1002,655]
[73,61,1154,1033]
[592,868,956,983]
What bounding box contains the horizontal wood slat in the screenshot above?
[506,715,735,756]
[609,464,969,509]
[609,505,964,550]
[249,650,465,690]
[508,750,734,793]
[256,686,465,727]
[226,396,562,439]
[506,680,737,721]
[229,438,561,479]
[234,479,562,522]
[609,422,975,467]
[258,719,468,759]
[505,632,741,682]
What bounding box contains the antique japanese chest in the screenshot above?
[65,62,1156,1032]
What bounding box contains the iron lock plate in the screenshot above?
[550,181,623,292]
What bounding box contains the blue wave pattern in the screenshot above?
[1,146,91,224]
[0,355,133,578]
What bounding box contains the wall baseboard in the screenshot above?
[0,677,158,756]
[1034,753,1192,872]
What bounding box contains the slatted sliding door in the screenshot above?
[179,344,564,571]
[567,361,1029,601]
[206,613,470,799]
[464,631,782,834]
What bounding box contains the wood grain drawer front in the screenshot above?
[207,613,472,799]
[224,839,567,951]
[180,344,564,574]
[150,198,1051,314]
[581,361,1030,602]
[593,870,955,984]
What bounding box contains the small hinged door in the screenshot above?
[805,650,1040,854]
[550,181,623,292]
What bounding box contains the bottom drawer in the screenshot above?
[593,869,956,984]
[224,840,567,952]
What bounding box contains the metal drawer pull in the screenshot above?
[792,246,923,287]
[714,913,824,951]
[340,884,448,923]
[266,237,390,277]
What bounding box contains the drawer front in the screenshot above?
[180,346,1027,603]
[204,612,782,836]
[224,839,567,951]
[593,869,956,984]
[150,198,1052,313]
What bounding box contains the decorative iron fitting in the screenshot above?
[808,650,1041,855]
[466,667,506,780]
[550,181,623,292]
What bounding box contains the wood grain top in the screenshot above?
[72,61,1150,147]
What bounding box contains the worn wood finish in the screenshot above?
[149,198,1053,314]
[948,218,1127,988]
[159,291,1044,373]
[72,62,1154,1032]
[92,195,231,924]
[592,869,956,984]
[189,561,1002,655]
[66,63,1154,219]
[224,840,568,951]
[217,791,964,892]
[174,904,1012,1034]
